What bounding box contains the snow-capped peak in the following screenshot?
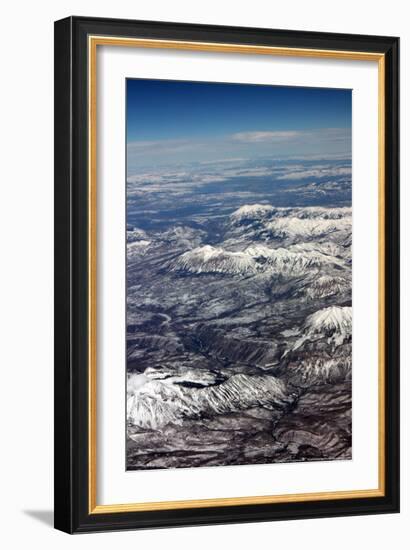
[285,306,352,359]
[296,274,351,300]
[230,204,274,221]
[169,243,342,277]
[265,216,351,240]
[169,245,256,275]
[127,371,293,430]
[304,306,352,335]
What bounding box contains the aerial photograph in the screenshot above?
[125,79,352,470]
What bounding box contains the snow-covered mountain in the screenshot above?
[157,226,205,248]
[227,204,351,248]
[127,371,294,430]
[289,306,352,351]
[282,306,352,386]
[230,203,275,222]
[231,204,351,223]
[128,239,151,254]
[126,227,151,257]
[127,227,148,243]
[265,215,351,240]
[169,242,344,277]
[293,274,351,300]
[302,306,352,342]
[285,350,352,387]
[169,245,256,275]
[288,241,349,259]
[126,196,352,468]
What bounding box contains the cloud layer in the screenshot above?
[231,131,303,142]
[127,127,351,171]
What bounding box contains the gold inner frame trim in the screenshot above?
[88,35,386,514]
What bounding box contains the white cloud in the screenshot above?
[277,166,351,180]
[231,131,302,142]
[127,128,351,170]
[199,157,246,165]
[127,138,197,154]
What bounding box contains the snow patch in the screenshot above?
[230,204,274,221]
[127,372,293,430]
[170,243,343,277]
[292,306,352,351]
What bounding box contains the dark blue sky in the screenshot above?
[126,79,351,169]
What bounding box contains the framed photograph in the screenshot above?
[54,16,399,533]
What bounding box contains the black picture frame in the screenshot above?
[54,15,400,534]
